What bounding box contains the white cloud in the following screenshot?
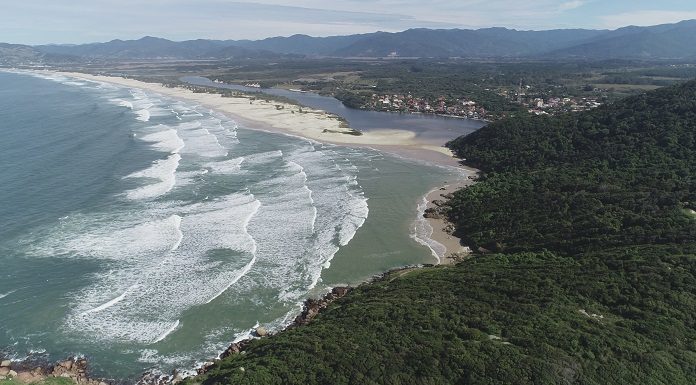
[3,1,696,44]
[559,1,585,12]
[600,10,696,29]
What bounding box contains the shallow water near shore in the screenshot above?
[0,70,460,380]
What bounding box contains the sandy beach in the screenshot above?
[422,177,476,265]
[57,71,476,263]
[58,72,462,165]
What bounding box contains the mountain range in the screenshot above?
[2,20,696,63]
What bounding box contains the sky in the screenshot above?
[3,0,696,44]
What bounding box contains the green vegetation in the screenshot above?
[446,80,696,254]
[190,246,696,385]
[0,378,75,385]
[63,59,696,121]
[183,80,696,384]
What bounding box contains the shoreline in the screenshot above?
[417,177,475,265]
[0,69,479,383]
[55,71,464,168]
[52,70,478,261]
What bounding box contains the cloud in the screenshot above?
[2,0,696,44]
[600,10,696,29]
[559,1,585,11]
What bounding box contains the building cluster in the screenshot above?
[523,96,603,115]
[366,93,488,120]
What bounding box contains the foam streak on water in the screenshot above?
[412,191,446,263]
[9,72,373,364]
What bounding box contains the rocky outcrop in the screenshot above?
[0,357,109,385]
[139,285,356,384]
[292,286,351,327]
[423,207,442,219]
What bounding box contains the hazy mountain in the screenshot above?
[331,28,606,57]
[232,34,366,56]
[35,36,282,59]
[546,20,696,59]
[3,20,696,63]
[230,20,696,58]
[0,43,44,65]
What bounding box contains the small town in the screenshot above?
[362,91,604,120]
[365,93,489,119]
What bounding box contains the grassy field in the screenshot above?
[592,83,663,91]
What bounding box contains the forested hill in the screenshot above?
[446,79,696,254]
[183,80,696,385]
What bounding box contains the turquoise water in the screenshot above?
[0,70,459,380]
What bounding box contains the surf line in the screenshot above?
[81,284,139,315]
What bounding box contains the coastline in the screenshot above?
[55,71,462,167]
[415,177,475,265]
[53,70,477,262]
[0,69,479,384]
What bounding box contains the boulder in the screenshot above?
[423,208,442,219]
[9,370,17,377]
[17,371,45,383]
[331,287,350,297]
[0,360,10,367]
[59,360,73,371]
[255,327,268,337]
[0,367,9,376]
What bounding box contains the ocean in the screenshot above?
[0,70,459,380]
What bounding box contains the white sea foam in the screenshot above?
[167,215,184,252]
[204,157,245,174]
[58,193,262,344]
[412,191,446,263]
[81,284,139,315]
[175,120,228,158]
[140,128,185,154]
[0,290,16,299]
[111,99,134,109]
[124,154,181,200]
[153,320,180,344]
[135,109,151,122]
[204,254,257,305]
[38,214,186,261]
[10,76,377,362]
[243,150,283,165]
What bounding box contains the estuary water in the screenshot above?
[0,70,461,380]
[181,76,486,144]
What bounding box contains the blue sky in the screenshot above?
[3,0,696,44]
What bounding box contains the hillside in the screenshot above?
[547,20,696,59]
[0,43,44,65]
[182,76,696,384]
[34,37,284,60]
[2,20,695,62]
[332,28,605,58]
[447,80,696,254]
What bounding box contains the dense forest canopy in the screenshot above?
[446,80,696,254]
[184,80,696,384]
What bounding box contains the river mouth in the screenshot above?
[180,76,486,145]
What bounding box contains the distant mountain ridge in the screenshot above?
[35,36,286,59]
[2,20,696,62]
